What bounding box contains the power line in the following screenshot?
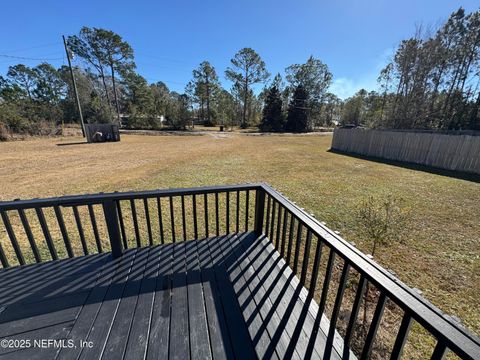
[135,53,198,67]
[134,61,193,73]
[0,54,64,61]
[145,78,189,86]
[0,42,60,54]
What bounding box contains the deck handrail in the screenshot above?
[0,183,478,359]
[0,183,261,210]
[259,183,479,360]
[0,184,261,266]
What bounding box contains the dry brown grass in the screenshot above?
[0,133,478,357]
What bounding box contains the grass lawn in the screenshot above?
[0,133,478,356]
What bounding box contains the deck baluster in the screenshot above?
[54,206,74,258]
[324,261,350,359]
[280,209,288,258]
[360,292,387,360]
[73,206,88,255]
[344,275,366,347]
[254,189,265,236]
[318,249,336,316]
[430,341,447,360]
[275,205,282,250]
[18,208,41,262]
[269,200,276,243]
[204,193,209,237]
[192,195,198,240]
[308,236,324,299]
[144,198,153,246]
[0,241,8,268]
[130,199,141,247]
[264,195,271,237]
[300,230,313,285]
[215,192,219,236]
[35,207,58,260]
[1,211,25,265]
[169,196,176,243]
[235,190,240,234]
[390,313,413,360]
[286,215,295,266]
[157,197,165,244]
[245,190,250,231]
[293,222,303,274]
[116,201,128,249]
[88,205,103,252]
[181,195,187,241]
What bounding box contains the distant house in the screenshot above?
[119,114,166,128]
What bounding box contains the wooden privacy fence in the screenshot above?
[331,128,480,175]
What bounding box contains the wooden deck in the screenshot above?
[0,232,349,360]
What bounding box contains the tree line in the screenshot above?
[0,7,478,140]
[341,7,480,131]
[0,26,335,137]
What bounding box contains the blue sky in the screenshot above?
[0,0,478,99]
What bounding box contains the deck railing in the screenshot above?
[0,184,258,265]
[0,183,478,359]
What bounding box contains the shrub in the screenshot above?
[0,104,31,133]
[356,194,410,256]
[0,122,9,141]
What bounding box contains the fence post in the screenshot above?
[103,200,123,258]
[254,188,266,235]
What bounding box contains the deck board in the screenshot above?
[169,241,190,360]
[55,251,134,360]
[123,246,160,360]
[196,237,235,360]
[223,233,282,360]
[146,243,172,360]
[101,247,152,360]
[206,235,257,359]
[0,232,355,360]
[76,249,141,360]
[238,233,327,359]
[226,233,302,360]
[185,240,212,360]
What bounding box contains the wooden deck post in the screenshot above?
[254,188,266,235]
[103,200,124,258]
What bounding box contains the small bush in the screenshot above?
[0,104,30,133]
[28,119,56,136]
[356,194,410,256]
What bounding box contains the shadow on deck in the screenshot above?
[0,232,350,360]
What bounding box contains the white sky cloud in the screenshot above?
[330,77,375,99]
[330,47,395,99]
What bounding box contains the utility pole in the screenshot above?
[63,35,85,137]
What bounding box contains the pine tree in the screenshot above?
[285,85,309,132]
[225,48,270,128]
[192,61,220,125]
[259,86,284,132]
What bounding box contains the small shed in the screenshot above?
[84,124,120,143]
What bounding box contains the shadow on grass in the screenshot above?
[56,141,90,146]
[328,149,480,183]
